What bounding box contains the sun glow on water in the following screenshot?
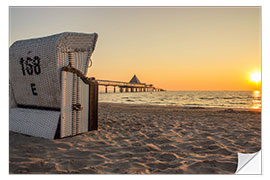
[252,90,261,109]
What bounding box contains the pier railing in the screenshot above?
[96,79,165,93]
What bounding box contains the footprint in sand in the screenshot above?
[159,144,178,151]
[158,153,178,162]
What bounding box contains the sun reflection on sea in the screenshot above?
[252,90,261,110]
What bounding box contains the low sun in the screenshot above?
[250,71,261,83]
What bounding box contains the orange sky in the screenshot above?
[9,7,261,91]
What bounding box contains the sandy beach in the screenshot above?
[9,102,261,174]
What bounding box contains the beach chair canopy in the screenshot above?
[9,32,98,109]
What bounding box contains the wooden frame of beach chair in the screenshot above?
[9,32,98,139]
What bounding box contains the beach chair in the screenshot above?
[9,32,99,139]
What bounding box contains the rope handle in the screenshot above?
[61,65,96,84]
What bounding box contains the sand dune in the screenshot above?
[9,103,261,174]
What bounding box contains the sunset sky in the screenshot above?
[9,7,261,91]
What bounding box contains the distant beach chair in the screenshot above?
[9,32,99,139]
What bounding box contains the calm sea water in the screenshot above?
[99,91,261,109]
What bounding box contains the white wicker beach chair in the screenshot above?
[9,32,98,139]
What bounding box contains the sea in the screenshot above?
[99,91,261,110]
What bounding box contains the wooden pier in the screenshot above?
[96,75,165,93]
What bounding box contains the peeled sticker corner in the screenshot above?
[235,150,261,174]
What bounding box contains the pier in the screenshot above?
[96,75,165,93]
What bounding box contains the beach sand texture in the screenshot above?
[9,103,261,174]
